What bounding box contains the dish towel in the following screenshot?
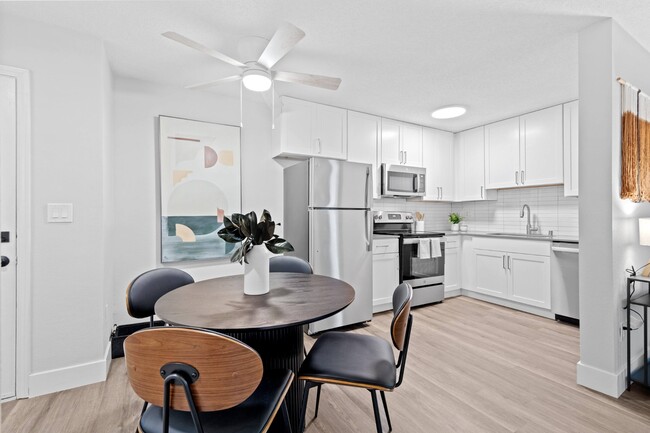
[430,239,442,258]
[418,239,431,259]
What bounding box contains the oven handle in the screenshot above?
[403,237,446,245]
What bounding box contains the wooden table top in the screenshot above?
[154,272,355,331]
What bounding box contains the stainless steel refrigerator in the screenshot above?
[284,158,373,334]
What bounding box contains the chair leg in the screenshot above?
[299,382,312,433]
[314,385,322,418]
[370,390,383,433]
[281,400,292,433]
[380,391,392,432]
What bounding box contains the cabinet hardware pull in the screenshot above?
[503,255,506,269]
[515,171,519,185]
[399,150,403,164]
[521,170,525,184]
[318,138,322,154]
[405,151,408,164]
[481,186,484,199]
[507,255,511,270]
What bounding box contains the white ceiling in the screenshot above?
[3,1,650,131]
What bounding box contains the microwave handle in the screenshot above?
[414,174,420,192]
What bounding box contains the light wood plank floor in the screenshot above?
[4,296,650,432]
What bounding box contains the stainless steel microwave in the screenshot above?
[381,163,426,197]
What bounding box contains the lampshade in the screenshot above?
[242,69,272,92]
[640,218,650,246]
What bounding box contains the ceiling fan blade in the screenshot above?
[274,71,342,90]
[257,23,306,69]
[185,75,241,90]
[162,31,246,68]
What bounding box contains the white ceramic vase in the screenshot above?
[451,223,460,231]
[244,245,273,295]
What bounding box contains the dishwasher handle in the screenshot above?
[551,246,579,254]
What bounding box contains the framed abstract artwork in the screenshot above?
[158,116,241,262]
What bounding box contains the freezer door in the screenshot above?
[308,209,373,334]
[310,158,372,209]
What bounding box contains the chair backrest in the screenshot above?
[390,282,413,351]
[126,268,194,319]
[124,327,263,412]
[269,255,313,274]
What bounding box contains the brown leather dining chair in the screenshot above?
[126,268,194,327]
[298,282,413,433]
[124,327,294,433]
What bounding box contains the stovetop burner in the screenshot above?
[373,229,445,238]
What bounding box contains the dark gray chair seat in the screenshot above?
[139,370,293,433]
[269,256,313,274]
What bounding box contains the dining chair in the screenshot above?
[298,282,413,433]
[270,256,313,274]
[124,327,294,433]
[126,268,194,327]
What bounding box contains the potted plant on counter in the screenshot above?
[449,213,463,231]
[218,210,294,295]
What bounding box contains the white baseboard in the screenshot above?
[576,361,625,398]
[28,341,111,397]
[444,288,461,298]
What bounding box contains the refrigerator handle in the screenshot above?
[365,210,372,252]
[365,166,370,209]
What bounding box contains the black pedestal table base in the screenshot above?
[226,325,304,432]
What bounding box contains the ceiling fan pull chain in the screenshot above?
[240,80,243,128]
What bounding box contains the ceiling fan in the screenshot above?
[162,23,342,92]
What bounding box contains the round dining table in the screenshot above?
[155,272,355,432]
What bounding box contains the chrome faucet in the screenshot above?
[520,204,539,235]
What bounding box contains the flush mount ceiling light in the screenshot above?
[242,69,272,92]
[431,106,467,119]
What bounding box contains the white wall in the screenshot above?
[112,76,282,325]
[0,14,113,395]
[578,19,650,397]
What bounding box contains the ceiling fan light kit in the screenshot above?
[242,69,272,92]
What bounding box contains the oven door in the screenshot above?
[400,237,445,287]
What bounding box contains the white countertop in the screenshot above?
[442,230,579,244]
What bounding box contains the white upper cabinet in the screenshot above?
[485,117,520,189]
[348,111,381,199]
[455,126,494,201]
[422,127,454,201]
[563,101,579,197]
[380,119,423,167]
[484,105,563,189]
[520,105,563,187]
[275,96,347,160]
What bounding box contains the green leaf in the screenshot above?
[266,237,294,254]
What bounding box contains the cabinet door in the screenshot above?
[520,105,563,187]
[423,128,454,201]
[474,248,508,298]
[401,123,423,167]
[484,117,520,189]
[461,127,487,201]
[563,101,579,197]
[372,252,400,313]
[348,111,381,198]
[381,119,402,165]
[444,247,459,294]
[313,104,347,160]
[508,253,550,309]
[280,97,312,156]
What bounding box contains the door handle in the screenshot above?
[1,256,9,267]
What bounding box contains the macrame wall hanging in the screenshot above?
[620,78,650,202]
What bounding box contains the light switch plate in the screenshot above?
[47,203,73,223]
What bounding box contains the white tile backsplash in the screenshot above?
[373,198,452,231]
[451,185,579,237]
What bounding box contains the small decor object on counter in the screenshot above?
[218,210,294,295]
[415,211,425,232]
[449,212,463,231]
[459,223,468,232]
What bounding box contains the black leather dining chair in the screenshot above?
[270,256,313,274]
[124,327,294,433]
[298,283,413,433]
[126,268,194,327]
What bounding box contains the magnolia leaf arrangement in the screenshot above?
[449,212,463,224]
[217,210,294,264]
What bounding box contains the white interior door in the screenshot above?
[0,73,17,400]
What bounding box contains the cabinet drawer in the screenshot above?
[373,238,399,254]
[444,237,459,249]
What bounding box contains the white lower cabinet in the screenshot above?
[372,238,400,313]
[469,238,551,311]
[444,238,460,295]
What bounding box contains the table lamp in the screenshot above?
[639,218,650,277]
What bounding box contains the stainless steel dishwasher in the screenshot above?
[551,242,579,324]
